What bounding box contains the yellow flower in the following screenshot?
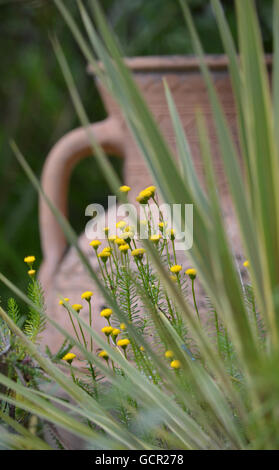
[103,246,112,253]
[120,323,126,330]
[115,237,126,246]
[108,235,117,242]
[140,346,145,352]
[144,185,156,197]
[102,326,113,336]
[112,328,120,338]
[117,338,130,349]
[90,240,101,250]
[165,350,174,359]
[28,269,36,277]
[168,228,176,240]
[81,291,93,301]
[169,275,177,282]
[100,308,112,319]
[131,248,146,259]
[243,260,249,268]
[98,350,109,360]
[119,244,130,253]
[24,255,35,265]
[120,231,134,242]
[59,297,69,306]
[72,304,83,312]
[124,225,135,234]
[170,360,181,370]
[119,185,131,193]
[98,250,111,262]
[159,222,166,230]
[116,220,127,230]
[170,265,182,274]
[136,189,152,204]
[150,234,161,244]
[185,268,197,280]
[62,353,76,364]
[103,227,109,235]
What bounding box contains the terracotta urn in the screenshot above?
[39,55,268,352]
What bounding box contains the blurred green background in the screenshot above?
[0,0,273,303]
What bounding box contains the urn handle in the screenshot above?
[39,117,125,290]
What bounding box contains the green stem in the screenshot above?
[191,279,200,322]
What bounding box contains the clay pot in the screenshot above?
[38,55,270,352]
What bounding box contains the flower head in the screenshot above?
[120,323,126,330]
[59,297,69,306]
[131,248,146,260]
[119,243,130,253]
[140,346,145,352]
[103,227,109,235]
[158,222,166,231]
[108,235,117,242]
[28,269,36,278]
[62,353,76,364]
[165,350,174,359]
[102,246,112,254]
[119,185,131,193]
[144,185,156,197]
[72,304,83,312]
[170,265,182,274]
[100,308,112,319]
[185,268,197,280]
[98,350,109,360]
[24,255,36,266]
[168,229,176,240]
[112,328,120,338]
[116,220,127,230]
[243,260,249,268]
[115,237,126,246]
[150,234,161,244]
[98,250,111,262]
[117,338,130,349]
[102,326,113,336]
[170,359,181,370]
[90,240,101,250]
[136,189,152,204]
[81,291,93,301]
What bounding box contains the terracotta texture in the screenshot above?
[39,55,269,353]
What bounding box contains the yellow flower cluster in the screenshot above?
[131,248,146,260]
[185,268,197,280]
[164,350,181,370]
[62,353,76,364]
[81,291,93,301]
[119,244,130,253]
[119,185,131,193]
[136,185,156,204]
[170,265,182,274]
[102,326,113,336]
[98,249,111,262]
[100,308,112,319]
[117,338,130,349]
[24,255,36,265]
[98,350,109,360]
[24,255,36,277]
[150,234,161,244]
[72,304,83,312]
[90,240,101,250]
